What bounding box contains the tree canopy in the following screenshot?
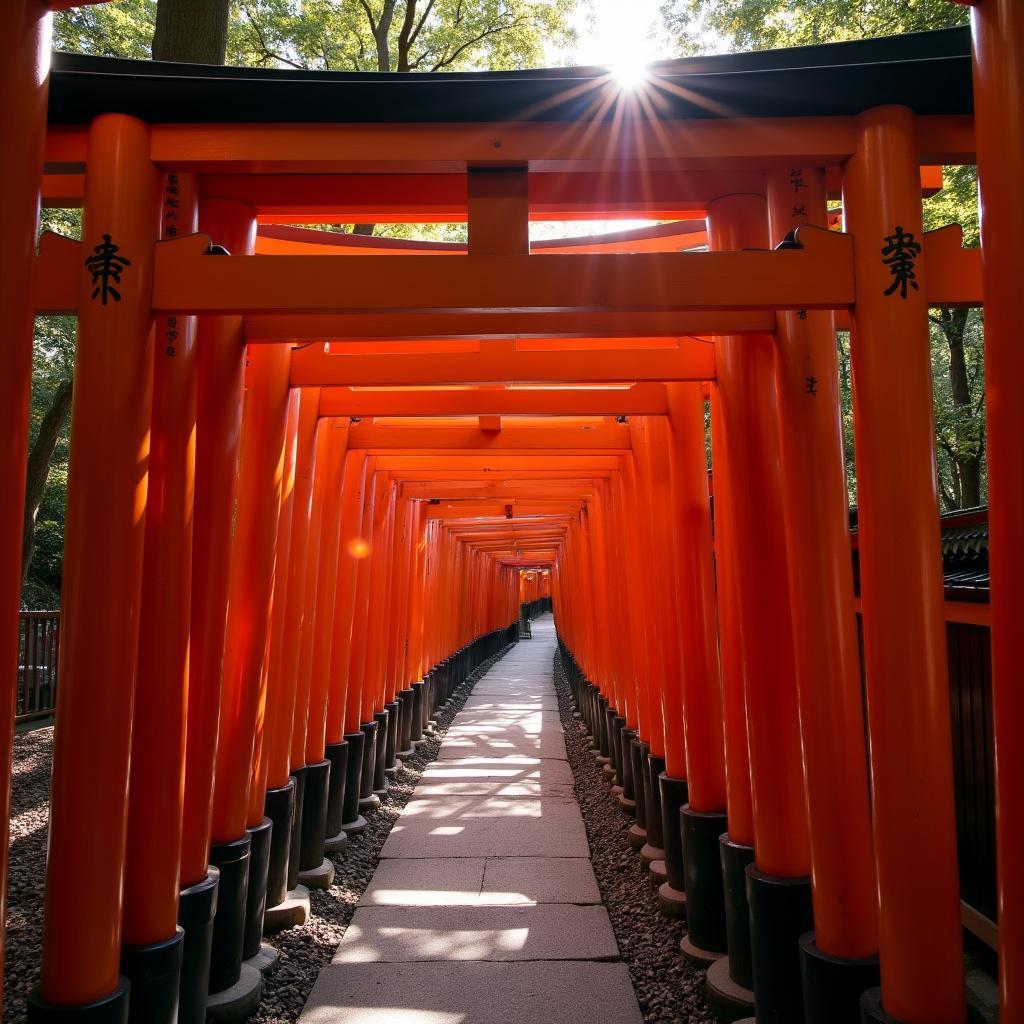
[53,0,572,72]
[663,0,969,52]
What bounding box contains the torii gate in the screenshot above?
[1,4,1024,1024]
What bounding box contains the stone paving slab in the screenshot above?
[420,758,574,786]
[462,695,560,711]
[333,904,619,963]
[447,709,563,727]
[359,858,487,907]
[360,857,600,907]
[381,795,589,859]
[417,758,574,797]
[437,730,567,760]
[481,857,601,905]
[301,961,645,1024]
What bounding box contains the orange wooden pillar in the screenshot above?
[177,197,254,1024]
[631,419,690,919]
[290,418,328,859]
[120,171,198,1022]
[247,393,299,839]
[616,459,660,770]
[297,418,348,886]
[663,382,730,962]
[254,389,303,923]
[0,5,60,986]
[843,105,965,1024]
[289,418,327,849]
[391,495,418,761]
[273,388,319,890]
[708,384,756,866]
[325,448,369,840]
[608,466,656,831]
[363,473,396,801]
[351,467,386,810]
[404,501,431,745]
[958,3,1024,1017]
[207,339,291,1003]
[31,113,161,1020]
[706,192,812,1022]
[375,480,402,783]
[766,167,880,1018]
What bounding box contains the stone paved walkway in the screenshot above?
[300,615,643,1024]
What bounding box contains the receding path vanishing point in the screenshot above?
[299,615,643,1024]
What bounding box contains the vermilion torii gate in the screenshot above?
[3,3,1024,1024]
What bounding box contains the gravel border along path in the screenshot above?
[2,644,512,1024]
[552,651,716,1024]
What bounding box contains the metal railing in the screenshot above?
[17,611,59,723]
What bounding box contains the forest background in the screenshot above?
[22,0,980,607]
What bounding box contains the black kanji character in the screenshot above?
[85,234,131,305]
[881,226,922,299]
[805,376,819,396]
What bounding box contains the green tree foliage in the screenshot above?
[230,0,571,72]
[53,0,156,58]
[666,0,984,511]
[664,0,967,52]
[22,210,81,608]
[54,1,570,72]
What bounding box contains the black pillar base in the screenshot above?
[746,866,814,1024]
[176,867,219,1024]
[398,688,415,754]
[597,696,610,758]
[681,805,728,955]
[299,758,330,872]
[858,988,984,1024]
[611,715,626,786]
[659,773,689,894]
[341,731,366,829]
[121,927,185,1024]
[324,740,350,843]
[384,699,400,770]
[264,781,295,911]
[287,767,307,892]
[630,738,646,827]
[208,833,252,994]
[372,710,390,794]
[28,979,130,1024]
[800,933,880,1024]
[645,754,666,851]
[720,835,756,991]
[243,816,273,961]
[359,721,378,801]
[706,956,756,1022]
[410,682,425,743]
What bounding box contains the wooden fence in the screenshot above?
[17,611,60,723]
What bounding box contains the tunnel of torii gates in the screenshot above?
[3,3,1024,1024]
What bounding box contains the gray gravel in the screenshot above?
[551,652,716,1024]
[4,725,54,1022]
[1,647,510,1024]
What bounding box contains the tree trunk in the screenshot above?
[152,0,230,64]
[22,381,73,585]
[942,307,983,509]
